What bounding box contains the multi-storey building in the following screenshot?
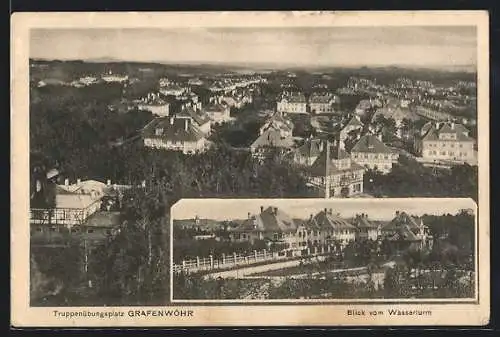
[203,104,232,124]
[142,116,208,154]
[414,121,475,163]
[382,211,433,251]
[136,92,170,117]
[292,138,325,167]
[308,93,338,114]
[277,92,308,114]
[350,134,399,173]
[307,140,365,198]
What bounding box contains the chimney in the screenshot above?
[248,212,251,219]
[309,214,313,221]
[107,179,111,186]
[64,178,69,186]
[324,208,328,214]
[329,208,333,215]
[260,206,264,213]
[273,207,278,215]
[395,211,400,216]
[77,178,81,185]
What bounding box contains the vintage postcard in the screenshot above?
[11,11,489,327]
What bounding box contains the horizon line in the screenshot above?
[30,58,477,72]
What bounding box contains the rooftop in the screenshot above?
[142,117,205,142]
[351,134,394,154]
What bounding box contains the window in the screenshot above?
[87,229,94,234]
[36,228,43,232]
[242,233,247,239]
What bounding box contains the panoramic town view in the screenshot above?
[171,199,476,300]
[28,26,479,305]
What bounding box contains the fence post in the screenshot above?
[196,256,200,268]
[263,249,267,260]
[209,255,214,269]
[254,250,258,262]
[245,256,249,264]
[222,253,226,265]
[182,260,186,271]
[233,252,237,265]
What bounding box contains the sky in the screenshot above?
[30,26,477,68]
[171,198,476,221]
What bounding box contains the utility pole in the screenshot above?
[325,139,330,199]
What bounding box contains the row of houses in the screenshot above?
[176,206,433,253]
[276,92,340,115]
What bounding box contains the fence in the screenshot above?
[172,246,335,274]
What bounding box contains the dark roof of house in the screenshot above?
[250,129,295,149]
[307,209,356,230]
[308,143,364,176]
[142,117,205,142]
[386,225,419,241]
[351,134,394,154]
[421,122,473,142]
[383,212,424,233]
[177,108,211,126]
[294,138,324,159]
[351,215,379,229]
[309,94,336,104]
[232,206,299,233]
[343,115,364,129]
[281,93,307,103]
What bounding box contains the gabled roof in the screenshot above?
[281,93,307,103]
[383,212,423,233]
[177,108,211,126]
[308,209,356,230]
[251,129,295,149]
[309,93,336,104]
[351,215,379,229]
[421,122,473,142]
[294,138,324,159]
[308,144,364,176]
[142,117,205,142]
[343,115,364,129]
[351,134,394,154]
[233,206,299,233]
[386,225,419,241]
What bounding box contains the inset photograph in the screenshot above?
[171,198,477,302]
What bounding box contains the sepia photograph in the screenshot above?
[171,198,477,302]
[11,11,489,327]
